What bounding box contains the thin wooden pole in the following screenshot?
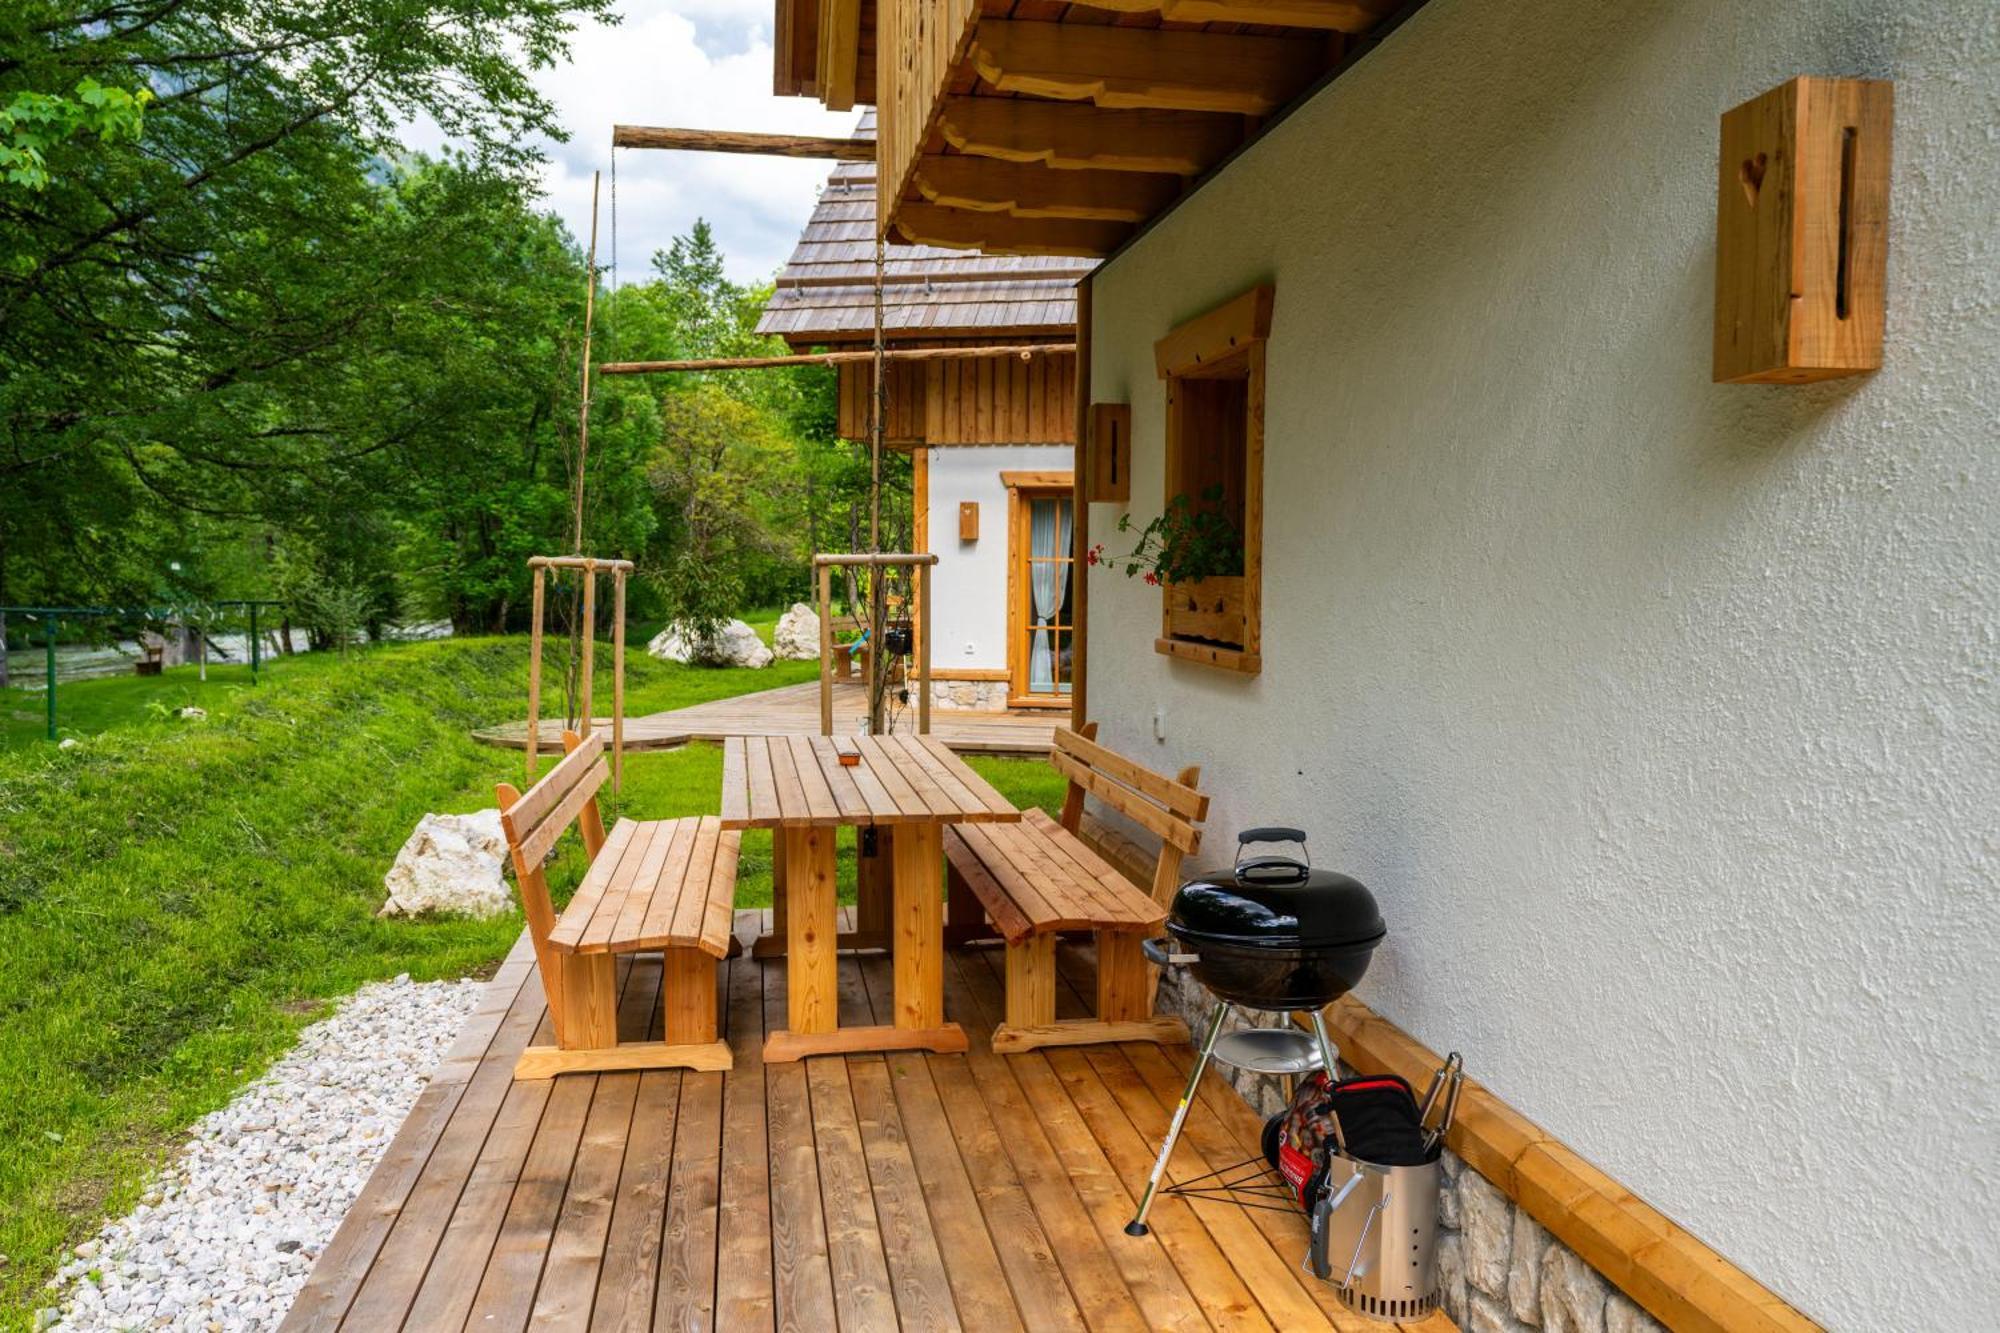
[611,568,626,792]
[527,565,545,778]
[578,565,596,738]
[918,561,932,736]
[817,563,834,737]
[571,171,601,554]
[610,126,874,159]
[1071,274,1093,732]
[598,343,1073,375]
[866,228,888,734]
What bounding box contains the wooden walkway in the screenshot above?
[283,912,1454,1332]
[474,681,1057,757]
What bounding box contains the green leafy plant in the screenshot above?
[1090,485,1244,586]
[0,79,151,193]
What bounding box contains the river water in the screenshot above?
[0,623,453,688]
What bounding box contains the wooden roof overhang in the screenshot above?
[775,0,1418,259]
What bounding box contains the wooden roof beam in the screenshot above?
[969,20,1328,117]
[611,126,874,159]
[891,204,1130,259]
[1080,0,1399,32]
[911,156,1183,223]
[936,97,1242,176]
[599,343,1077,375]
[817,0,862,112]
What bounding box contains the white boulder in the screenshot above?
[772,603,821,660]
[646,619,773,669]
[378,810,514,919]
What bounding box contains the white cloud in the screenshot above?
[419,0,856,285]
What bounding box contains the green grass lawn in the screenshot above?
[0,636,1058,1323]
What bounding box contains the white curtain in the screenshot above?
[1028,498,1071,693]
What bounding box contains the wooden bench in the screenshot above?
[495,730,738,1079]
[944,724,1208,1054]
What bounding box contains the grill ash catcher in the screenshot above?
[1125,828,1464,1324]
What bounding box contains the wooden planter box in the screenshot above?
[1163,575,1246,648]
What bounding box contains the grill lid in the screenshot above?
[1170,828,1385,950]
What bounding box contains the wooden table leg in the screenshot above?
[784,826,837,1037]
[893,823,945,1030]
[857,825,893,940]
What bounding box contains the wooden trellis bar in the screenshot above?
[525,556,635,788]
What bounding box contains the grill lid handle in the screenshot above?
[1235,828,1309,877]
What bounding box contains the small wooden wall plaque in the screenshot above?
[1714,76,1893,384]
[958,501,979,541]
[1088,403,1132,502]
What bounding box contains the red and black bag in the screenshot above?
[1262,1071,1432,1211]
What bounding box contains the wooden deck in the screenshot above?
[283,911,1454,1332]
[474,681,1058,757]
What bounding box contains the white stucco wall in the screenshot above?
[925,444,1072,673]
[1084,1,1998,1325]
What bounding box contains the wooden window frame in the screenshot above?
[1005,472,1078,709]
[1151,284,1271,676]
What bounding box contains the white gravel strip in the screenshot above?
[42,975,485,1332]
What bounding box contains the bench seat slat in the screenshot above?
[546,818,641,952]
[552,816,737,958]
[944,817,1167,942]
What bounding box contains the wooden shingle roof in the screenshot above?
[757,113,1091,347]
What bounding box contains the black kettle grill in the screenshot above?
[1164,828,1386,1009]
[1127,828,1386,1238]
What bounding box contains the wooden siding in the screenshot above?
[831,353,1077,446]
[878,0,979,233]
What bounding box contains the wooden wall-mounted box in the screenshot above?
[958,501,979,542]
[1714,76,1893,384]
[1087,403,1131,502]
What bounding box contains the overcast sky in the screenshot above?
[480,0,859,285]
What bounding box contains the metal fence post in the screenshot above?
[45,614,57,742]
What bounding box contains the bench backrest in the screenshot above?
[1050,724,1208,906]
[494,729,610,955]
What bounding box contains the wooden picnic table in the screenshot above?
[721,732,1019,1062]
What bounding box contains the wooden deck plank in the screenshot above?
[948,952,1208,1333]
[762,953,840,1331]
[805,1058,900,1330]
[528,1071,641,1328]
[655,1064,724,1328]
[941,952,1151,1333]
[283,922,1460,1331]
[858,952,1025,1333]
[588,1066,681,1331]
[462,1072,596,1328]
[713,940,777,1330]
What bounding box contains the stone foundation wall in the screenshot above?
[1151,973,1668,1333]
[929,678,1011,711]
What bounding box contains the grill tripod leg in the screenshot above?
[1125,1001,1230,1237]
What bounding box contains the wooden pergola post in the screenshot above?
[813,553,938,737]
[524,556,634,788]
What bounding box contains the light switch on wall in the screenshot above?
[1153,706,1167,743]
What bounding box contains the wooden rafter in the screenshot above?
[936,97,1242,177]
[611,126,873,159]
[891,204,1131,258]
[817,0,862,111]
[598,343,1076,376]
[1082,0,1398,32]
[969,20,1327,117]
[911,156,1183,223]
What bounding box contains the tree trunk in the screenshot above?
[280,619,296,655]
